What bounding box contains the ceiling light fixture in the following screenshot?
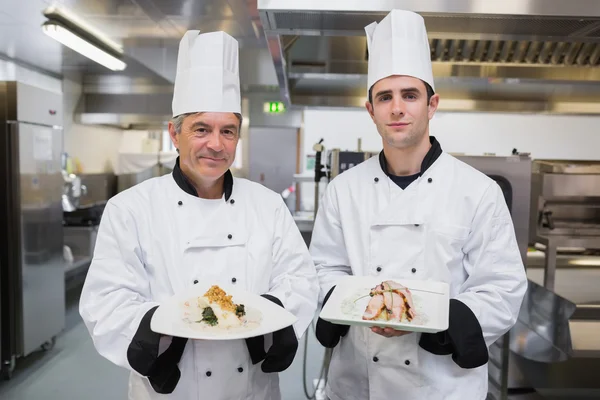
[42,5,126,71]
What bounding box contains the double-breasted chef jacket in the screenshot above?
[80,158,319,400]
[310,137,528,400]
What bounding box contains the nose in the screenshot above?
[206,132,224,152]
[391,97,405,116]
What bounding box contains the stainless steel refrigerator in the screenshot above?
[0,81,65,379]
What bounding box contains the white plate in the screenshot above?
[151,284,298,340]
[319,276,449,334]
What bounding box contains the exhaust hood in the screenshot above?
[258,0,600,113]
[75,75,173,130]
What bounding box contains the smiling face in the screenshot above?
[365,75,439,150]
[168,112,240,183]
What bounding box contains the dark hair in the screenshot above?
[368,79,435,106]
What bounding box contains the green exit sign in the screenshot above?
[264,102,286,113]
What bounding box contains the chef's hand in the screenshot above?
[371,326,411,338]
[128,306,188,394]
[315,286,350,348]
[245,294,298,373]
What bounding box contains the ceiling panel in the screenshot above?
[149,0,233,18]
[0,12,21,25]
[0,0,263,84]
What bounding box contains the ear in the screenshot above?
[168,121,179,151]
[428,94,440,120]
[365,100,375,122]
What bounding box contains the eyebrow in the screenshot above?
[190,122,211,130]
[189,122,238,131]
[375,87,422,98]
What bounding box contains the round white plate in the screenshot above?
[151,284,298,340]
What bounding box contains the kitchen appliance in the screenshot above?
[327,149,378,180]
[455,154,532,400]
[0,81,65,379]
[529,160,600,290]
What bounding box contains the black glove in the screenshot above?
[127,306,189,394]
[245,294,299,373]
[419,299,488,369]
[315,286,349,348]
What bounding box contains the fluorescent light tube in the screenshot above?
[44,5,123,55]
[42,22,126,71]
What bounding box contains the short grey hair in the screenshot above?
[172,112,243,134]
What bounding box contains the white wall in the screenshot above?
[62,74,123,173]
[299,108,600,210]
[303,109,600,172]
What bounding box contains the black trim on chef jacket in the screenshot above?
[378,136,443,189]
[172,156,233,201]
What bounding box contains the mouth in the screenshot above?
[200,156,226,162]
[387,122,410,127]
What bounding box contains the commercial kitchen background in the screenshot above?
[1,1,600,399]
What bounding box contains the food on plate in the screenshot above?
[184,285,246,328]
[361,280,415,322]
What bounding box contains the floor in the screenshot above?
[0,265,598,400]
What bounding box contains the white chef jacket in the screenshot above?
[310,141,527,400]
[80,167,319,400]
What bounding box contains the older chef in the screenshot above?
[310,10,527,400]
[80,30,318,400]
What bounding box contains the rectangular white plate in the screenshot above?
[319,276,449,333]
[151,283,298,340]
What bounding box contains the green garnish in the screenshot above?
[200,307,218,326]
[235,304,246,317]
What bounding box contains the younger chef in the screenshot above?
[310,10,527,400]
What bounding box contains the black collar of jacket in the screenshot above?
[378,136,442,177]
[172,157,233,202]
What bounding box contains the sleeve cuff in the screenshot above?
[315,286,349,348]
[419,299,488,369]
[126,306,188,394]
[261,294,284,308]
[245,294,285,365]
[127,306,161,376]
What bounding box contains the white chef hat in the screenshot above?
[172,30,241,117]
[365,10,434,95]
